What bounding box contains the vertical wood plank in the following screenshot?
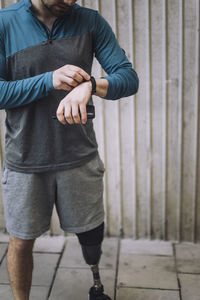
[161,0,167,240]
[194,0,200,242]
[177,0,184,241]
[134,0,148,238]
[145,0,152,238]
[181,0,197,241]
[166,0,180,241]
[100,0,121,236]
[116,0,136,237]
[151,0,165,239]
[130,0,138,239]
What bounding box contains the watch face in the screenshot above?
[86,104,95,119]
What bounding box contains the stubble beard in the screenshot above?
[40,0,69,17]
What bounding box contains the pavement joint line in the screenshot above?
[0,245,8,267]
[177,277,182,300]
[117,286,179,291]
[46,238,67,300]
[31,284,50,287]
[33,251,62,254]
[114,237,121,300]
[58,266,112,270]
[178,272,200,275]
[172,243,182,300]
[120,254,174,257]
[31,284,51,287]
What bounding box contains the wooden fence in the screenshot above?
[0,0,200,241]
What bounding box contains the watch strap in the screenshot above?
[90,76,96,95]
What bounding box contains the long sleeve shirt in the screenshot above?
[0,0,139,172]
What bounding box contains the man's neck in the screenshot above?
[31,0,57,31]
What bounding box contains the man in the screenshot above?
[0,0,139,299]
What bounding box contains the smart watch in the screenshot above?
[90,76,96,95]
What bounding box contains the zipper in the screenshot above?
[42,19,59,43]
[38,19,58,44]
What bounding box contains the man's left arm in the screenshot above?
[93,12,139,100]
[56,10,139,125]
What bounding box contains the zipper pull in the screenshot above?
[49,32,53,44]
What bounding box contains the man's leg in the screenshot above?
[7,236,35,300]
[55,155,107,297]
[76,222,112,300]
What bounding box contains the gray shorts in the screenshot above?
[2,154,105,240]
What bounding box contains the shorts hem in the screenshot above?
[61,215,104,234]
[6,225,50,240]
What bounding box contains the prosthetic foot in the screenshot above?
[88,285,112,300]
[88,264,112,300]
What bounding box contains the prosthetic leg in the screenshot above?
[76,223,112,300]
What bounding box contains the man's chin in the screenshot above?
[43,3,69,17]
[50,9,68,17]
[52,11,66,17]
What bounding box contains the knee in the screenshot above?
[8,235,35,256]
[76,222,104,246]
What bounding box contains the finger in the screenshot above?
[60,74,79,88]
[68,65,90,81]
[64,103,74,125]
[63,69,84,84]
[72,103,81,124]
[78,69,90,81]
[56,102,67,125]
[59,82,74,92]
[79,104,87,124]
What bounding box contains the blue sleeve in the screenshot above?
[93,12,139,100]
[0,34,54,110]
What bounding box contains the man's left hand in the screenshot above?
[56,81,92,125]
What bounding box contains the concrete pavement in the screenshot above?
[0,234,199,299]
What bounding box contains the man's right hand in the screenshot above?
[52,64,90,92]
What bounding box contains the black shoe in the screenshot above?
[88,285,112,300]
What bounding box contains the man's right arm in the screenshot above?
[0,36,90,110]
[0,72,54,110]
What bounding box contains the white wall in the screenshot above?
[0,0,199,241]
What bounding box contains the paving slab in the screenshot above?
[33,236,65,253]
[179,274,200,300]
[175,242,200,273]
[0,253,60,286]
[120,239,173,256]
[0,284,49,300]
[0,258,9,283]
[0,243,7,262]
[49,267,115,300]
[59,237,87,268]
[60,237,118,269]
[118,253,178,289]
[32,253,60,286]
[116,287,180,300]
[0,234,9,243]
